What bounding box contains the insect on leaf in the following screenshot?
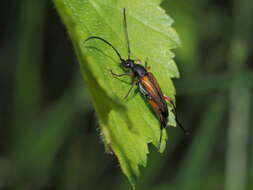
[54,0,180,187]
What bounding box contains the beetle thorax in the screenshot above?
[132,64,147,77]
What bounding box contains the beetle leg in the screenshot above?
[110,69,132,77]
[145,58,148,67]
[163,94,190,135]
[145,58,151,71]
[123,79,138,99]
[163,95,173,104]
[135,59,142,64]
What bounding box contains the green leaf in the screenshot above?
[53,0,180,187]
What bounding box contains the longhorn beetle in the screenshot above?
[84,8,189,149]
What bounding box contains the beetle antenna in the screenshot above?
[84,36,124,62]
[170,102,190,135]
[123,8,131,59]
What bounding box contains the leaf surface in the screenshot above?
[54,0,180,187]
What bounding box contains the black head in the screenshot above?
[121,59,134,68]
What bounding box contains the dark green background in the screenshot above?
[1,0,253,189]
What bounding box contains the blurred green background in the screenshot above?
[1,0,253,189]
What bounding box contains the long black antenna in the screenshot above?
[123,8,131,59]
[84,36,124,61]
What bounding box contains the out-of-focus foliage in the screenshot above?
[0,0,253,190]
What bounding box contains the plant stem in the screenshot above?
[225,0,253,189]
[13,0,47,144]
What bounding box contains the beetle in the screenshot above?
[84,8,189,149]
